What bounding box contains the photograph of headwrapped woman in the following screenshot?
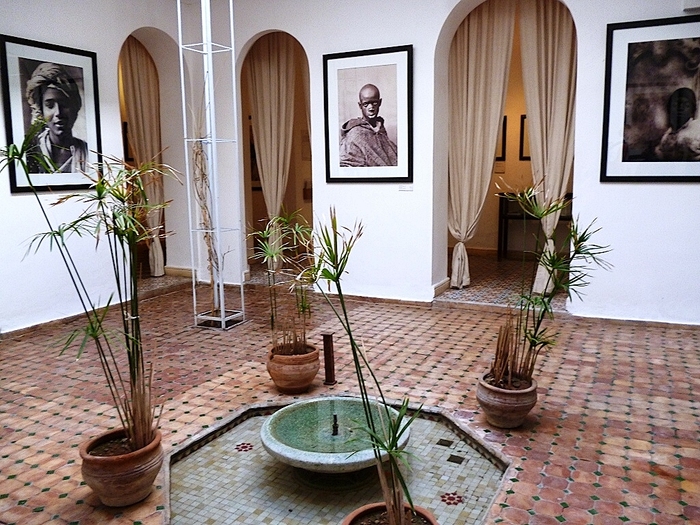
[1,34,100,193]
[23,61,88,173]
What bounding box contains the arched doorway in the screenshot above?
[240,32,312,251]
[118,35,165,278]
[445,0,576,303]
[116,28,186,281]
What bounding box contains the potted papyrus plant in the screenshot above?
[477,187,610,428]
[1,124,177,506]
[312,208,437,525]
[249,209,319,394]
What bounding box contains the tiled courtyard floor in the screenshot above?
[169,413,504,524]
[1,279,700,524]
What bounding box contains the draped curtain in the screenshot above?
[118,36,165,276]
[299,49,311,145]
[448,0,516,288]
[520,0,577,293]
[244,33,297,221]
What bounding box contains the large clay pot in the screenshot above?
[342,502,439,525]
[476,374,538,429]
[266,344,320,394]
[79,429,163,507]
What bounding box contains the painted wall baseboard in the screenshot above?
[433,277,450,298]
[165,266,192,278]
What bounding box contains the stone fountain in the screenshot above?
[260,396,410,473]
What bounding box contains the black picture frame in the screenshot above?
[495,116,507,161]
[323,45,413,183]
[519,114,530,161]
[121,122,134,163]
[1,34,102,193]
[600,14,700,182]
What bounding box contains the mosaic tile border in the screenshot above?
[5,275,698,524]
[163,396,508,524]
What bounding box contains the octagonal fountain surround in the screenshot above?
[260,396,410,473]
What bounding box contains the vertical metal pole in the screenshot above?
[200,0,225,325]
[323,333,337,385]
[177,0,244,329]
[177,0,199,327]
[228,0,246,321]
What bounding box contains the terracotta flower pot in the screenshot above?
[266,344,320,394]
[342,502,439,525]
[79,429,163,507]
[476,374,538,428]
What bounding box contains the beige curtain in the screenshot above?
[244,33,297,220]
[299,49,311,145]
[520,0,577,293]
[118,36,165,276]
[448,0,516,288]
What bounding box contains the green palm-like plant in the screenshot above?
[311,208,421,525]
[249,208,315,355]
[489,187,611,390]
[1,123,177,451]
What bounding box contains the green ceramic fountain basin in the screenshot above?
[260,396,410,473]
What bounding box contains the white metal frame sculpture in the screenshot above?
[177,0,245,329]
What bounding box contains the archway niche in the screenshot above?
[240,31,313,259]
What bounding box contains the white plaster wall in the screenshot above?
[2,0,700,331]
[233,0,474,303]
[0,0,180,332]
[566,0,700,325]
[231,0,700,323]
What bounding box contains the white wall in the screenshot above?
[566,0,700,324]
[231,0,700,323]
[233,0,477,303]
[2,0,699,331]
[0,0,181,332]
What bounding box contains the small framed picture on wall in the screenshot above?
[600,14,700,182]
[323,45,413,183]
[0,34,102,193]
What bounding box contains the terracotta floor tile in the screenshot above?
[537,486,566,504]
[530,498,560,515]
[0,505,35,523]
[569,469,598,485]
[595,514,628,525]
[500,505,533,523]
[1,261,699,524]
[562,505,596,524]
[593,499,624,516]
[623,504,657,523]
[529,515,564,525]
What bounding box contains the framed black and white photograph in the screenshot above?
[496,116,507,161]
[600,15,700,182]
[323,45,412,183]
[519,114,530,161]
[1,34,101,193]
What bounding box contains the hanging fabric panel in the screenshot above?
[118,36,165,277]
[244,32,296,220]
[448,0,516,288]
[520,0,577,294]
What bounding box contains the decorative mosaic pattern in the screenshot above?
[435,254,567,312]
[1,261,699,524]
[170,414,504,524]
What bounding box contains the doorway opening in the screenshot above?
[444,0,576,307]
[240,32,312,275]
